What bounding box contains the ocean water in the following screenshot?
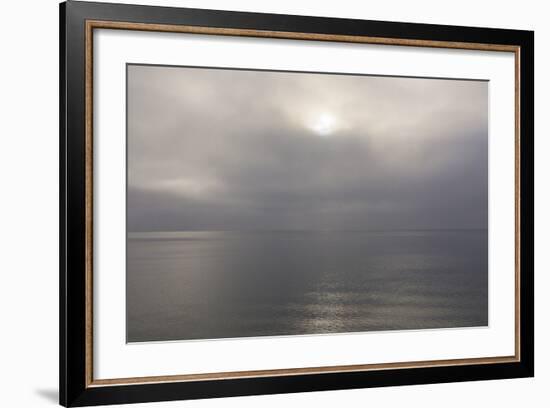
[126,230,488,342]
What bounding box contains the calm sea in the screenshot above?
[127,230,488,342]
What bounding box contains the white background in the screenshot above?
[0,0,546,407]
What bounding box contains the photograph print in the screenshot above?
[126,64,488,343]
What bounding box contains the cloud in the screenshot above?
[127,64,487,231]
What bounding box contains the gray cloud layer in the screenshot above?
[127,65,488,232]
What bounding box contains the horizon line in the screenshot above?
[128,227,488,233]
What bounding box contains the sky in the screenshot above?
[127,64,488,232]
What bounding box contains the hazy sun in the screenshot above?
[307,113,338,136]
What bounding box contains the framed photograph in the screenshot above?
[60,1,534,406]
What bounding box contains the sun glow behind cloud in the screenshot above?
[306,112,339,136]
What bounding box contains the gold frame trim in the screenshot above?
[84,20,521,388]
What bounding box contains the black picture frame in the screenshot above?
[60,1,534,406]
